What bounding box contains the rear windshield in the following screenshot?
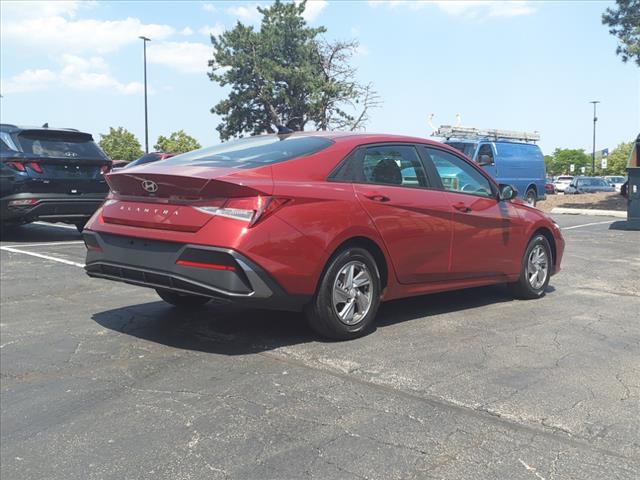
[17,132,108,160]
[127,153,161,168]
[163,135,334,169]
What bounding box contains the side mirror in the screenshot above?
[478,154,493,166]
[499,184,517,201]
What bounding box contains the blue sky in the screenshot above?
[1,0,638,156]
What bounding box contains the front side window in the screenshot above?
[477,143,494,163]
[360,146,428,188]
[423,147,494,197]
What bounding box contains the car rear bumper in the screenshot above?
[83,231,310,311]
[1,192,106,224]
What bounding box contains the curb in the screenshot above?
[550,207,627,218]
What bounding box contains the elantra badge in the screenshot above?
[142,180,158,193]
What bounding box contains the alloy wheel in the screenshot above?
[526,245,548,290]
[332,261,373,325]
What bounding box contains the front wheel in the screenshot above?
[305,247,381,340]
[509,235,551,299]
[525,188,537,207]
[156,289,211,308]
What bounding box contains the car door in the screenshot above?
[420,146,524,279]
[351,144,453,284]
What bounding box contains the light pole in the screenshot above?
[139,36,151,153]
[590,100,600,174]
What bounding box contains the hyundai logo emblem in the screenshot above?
[142,180,158,193]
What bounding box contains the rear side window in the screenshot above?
[162,135,333,169]
[18,132,107,160]
[360,146,429,187]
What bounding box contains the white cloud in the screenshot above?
[147,42,212,74]
[368,1,535,18]
[295,0,328,22]
[199,23,226,38]
[226,4,263,25]
[1,55,142,95]
[202,3,217,13]
[1,10,175,54]
[181,27,194,36]
[0,0,83,19]
[1,69,57,94]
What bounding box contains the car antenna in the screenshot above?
[276,125,294,136]
[42,122,49,128]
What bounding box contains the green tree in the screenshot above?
[605,141,633,175]
[208,0,377,140]
[602,0,640,66]
[546,148,591,175]
[154,130,201,154]
[99,127,143,161]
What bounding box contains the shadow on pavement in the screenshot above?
[93,283,535,355]
[0,223,81,243]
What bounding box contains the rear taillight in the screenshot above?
[100,164,111,175]
[8,198,39,206]
[194,196,289,227]
[28,162,43,173]
[6,161,26,172]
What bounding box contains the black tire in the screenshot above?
[525,188,537,207]
[156,289,211,308]
[509,235,552,299]
[305,247,381,340]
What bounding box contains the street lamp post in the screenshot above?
[139,36,151,154]
[590,100,600,174]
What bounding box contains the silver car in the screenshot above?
[564,176,616,194]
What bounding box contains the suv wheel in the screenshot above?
[525,188,537,207]
[509,235,551,299]
[156,289,211,308]
[306,247,381,340]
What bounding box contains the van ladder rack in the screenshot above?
[433,125,540,143]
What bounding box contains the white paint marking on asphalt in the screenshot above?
[33,221,79,230]
[0,246,84,268]
[2,241,85,249]
[562,220,615,230]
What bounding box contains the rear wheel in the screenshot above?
[305,247,381,340]
[525,188,537,207]
[156,289,211,308]
[509,235,551,299]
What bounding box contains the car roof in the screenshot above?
[0,123,84,134]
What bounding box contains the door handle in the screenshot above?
[453,202,471,213]
[365,194,390,202]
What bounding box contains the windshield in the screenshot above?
[17,131,107,160]
[445,142,477,158]
[163,135,334,169]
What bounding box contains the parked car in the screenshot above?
[564,176,615,194]
[125,152,177,169]
[603,175,627,193]
[444,137,546,206]
[83,132,564,340]
[1,124,111,231]
[545,177,556,195]
[553,175,574,193]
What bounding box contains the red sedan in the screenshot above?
[83,132,564,339]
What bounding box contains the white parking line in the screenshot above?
[562,220,616,230]
[33,221,79,230]
[2,241,85,249]
[0,246,84,268]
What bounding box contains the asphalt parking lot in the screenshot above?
[1,215,638,480]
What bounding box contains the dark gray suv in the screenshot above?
[1,124,111,231]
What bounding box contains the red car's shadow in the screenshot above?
[92,284,553,353]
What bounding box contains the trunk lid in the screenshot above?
[102,165,274,231]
